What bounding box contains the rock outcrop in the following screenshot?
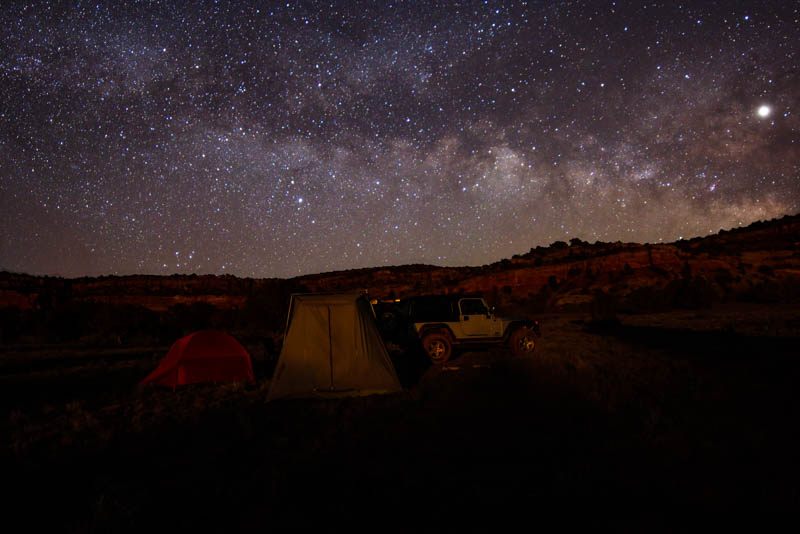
[2,213,799,316]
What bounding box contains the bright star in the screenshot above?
[757,105,771,118]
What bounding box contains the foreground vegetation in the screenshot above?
[4,303,799,529]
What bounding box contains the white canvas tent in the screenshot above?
[267,293,402,400]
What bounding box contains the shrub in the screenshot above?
[0,306,21,343]
[589,291,620,326]
[671,276,717,309]
[758,265,775,276]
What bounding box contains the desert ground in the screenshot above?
[4,302,800,529]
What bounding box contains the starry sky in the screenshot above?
[1,1,798,278]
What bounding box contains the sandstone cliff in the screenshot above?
[2,214,799,317]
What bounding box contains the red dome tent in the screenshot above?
[140,330,255,388]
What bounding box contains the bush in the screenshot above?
[161,301,221,339]
[0,306,22,343]
[671,277,717,309]
[242,281,309,332]
[89,304,161,345]
[590,291,619,326]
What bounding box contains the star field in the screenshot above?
[1,1,798,278]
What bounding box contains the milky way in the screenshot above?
[1,1,798,278]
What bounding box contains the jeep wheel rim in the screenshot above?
[428,340,447,362]
[517,336,535,353]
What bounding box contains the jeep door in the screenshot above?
[458,298,493,336]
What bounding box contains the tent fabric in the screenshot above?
[140,330,255,387]
[267,293,402,400]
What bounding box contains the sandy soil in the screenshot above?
[4,304,800,529]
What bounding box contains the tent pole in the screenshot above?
[328,306,334,390]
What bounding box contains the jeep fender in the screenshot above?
[417,324,455,341]
[503,320,541,341]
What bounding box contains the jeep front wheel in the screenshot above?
[509,327,536,357]
[421,332,452,364]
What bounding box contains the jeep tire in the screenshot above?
[509,327,536,357]
[421,331,452,364]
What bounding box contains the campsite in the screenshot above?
[4,303,800,528]
[3,0,798,526]
[4,216,800,528]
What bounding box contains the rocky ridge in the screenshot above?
[2,214,799,315]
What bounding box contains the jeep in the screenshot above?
[373,294,540,364]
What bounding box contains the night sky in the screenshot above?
[1,1,797,278]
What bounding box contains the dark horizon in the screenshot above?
[2,210,797,281]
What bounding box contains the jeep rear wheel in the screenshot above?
[421,332,452,364]
[509,327,536,357]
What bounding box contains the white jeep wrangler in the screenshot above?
[374,294,540,364]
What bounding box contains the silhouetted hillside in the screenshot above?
[2,213,799,344]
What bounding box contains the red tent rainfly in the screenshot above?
[140,330,255,388]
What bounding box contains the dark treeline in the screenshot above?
[0,281,310,347]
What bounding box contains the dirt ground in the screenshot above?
[4,303,800,529]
